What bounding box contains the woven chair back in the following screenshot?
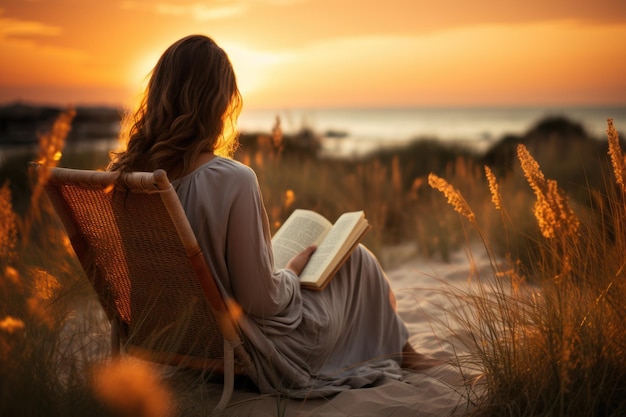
[42,167,243,369]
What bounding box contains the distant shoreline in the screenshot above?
[238,104,626,142]
[0,103,121,146]
[2,102,625,156]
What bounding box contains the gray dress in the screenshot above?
[173,157,409,397]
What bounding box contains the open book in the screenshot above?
[272,209,370,290]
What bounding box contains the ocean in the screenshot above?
[1,105,625,164]
[238,105,626,157]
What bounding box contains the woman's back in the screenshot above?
[174,156,300,320]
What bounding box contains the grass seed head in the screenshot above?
[607,117,626,192]
[428,173,476,222]
[484,165,502,210]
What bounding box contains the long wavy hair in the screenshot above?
[109,35,242,178]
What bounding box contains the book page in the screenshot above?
[271,209,332,269]
[299,211,363,284]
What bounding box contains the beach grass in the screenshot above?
[0,111,100,416]
[1,110,625,416]
[0,109,175,417]
[430,119,626,416]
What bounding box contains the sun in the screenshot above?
[219,42,288,97]
[119,48,161,108]
[128,50,161,91]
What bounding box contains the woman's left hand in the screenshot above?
[285,245,317,276]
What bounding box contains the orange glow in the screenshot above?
[226,299,244,323]
[0,316,25,333]
[1,1,625,108]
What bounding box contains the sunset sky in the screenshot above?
[1,0,625,109]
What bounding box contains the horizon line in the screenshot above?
[2,99,626,111]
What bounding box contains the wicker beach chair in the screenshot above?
[32,164,256,412]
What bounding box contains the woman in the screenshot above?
[109,34,435,397]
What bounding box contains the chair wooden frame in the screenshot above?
[32,163,256,412]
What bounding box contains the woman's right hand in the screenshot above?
[285,245,317,276]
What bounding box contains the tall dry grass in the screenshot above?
[0,109,175,417]
[236,121,485,263]
[1,108,94,415]
[431,119,626,417]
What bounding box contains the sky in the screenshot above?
[1,0,626,109]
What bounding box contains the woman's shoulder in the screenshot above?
[211,156,254,173]
[185,156,257,187]
[209,157,256,181]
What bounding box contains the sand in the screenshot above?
[169,245,491,416]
